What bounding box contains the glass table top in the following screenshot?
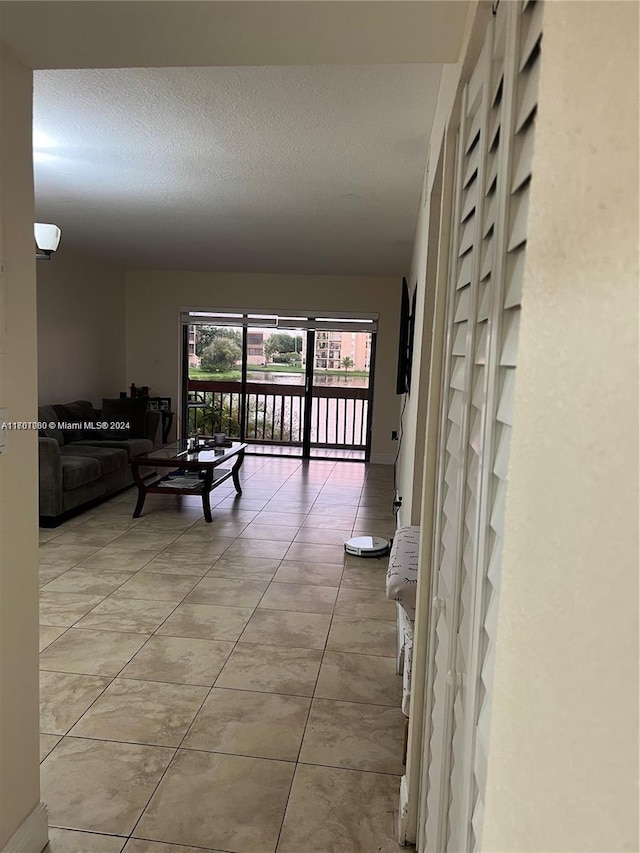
[140,439,246,462]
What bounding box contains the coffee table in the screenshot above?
[131,439,247,523]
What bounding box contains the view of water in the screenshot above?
[246,370,369,389]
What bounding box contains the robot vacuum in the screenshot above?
[344,535,390,558]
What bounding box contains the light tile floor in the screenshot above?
[40,457,405,853]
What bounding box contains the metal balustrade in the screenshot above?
[186,379,369,450]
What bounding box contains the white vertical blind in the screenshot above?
[419,92,475,851]
[422,29,492,850]
[446,25,493,853]
[418,3,543,850]
[470,21,544,848]
[421,119,467,853]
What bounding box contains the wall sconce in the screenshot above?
[34,223,61,260]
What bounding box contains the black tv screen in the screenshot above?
[396,276,412,395]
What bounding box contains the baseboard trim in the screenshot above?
[2,802,48,853]
[397,774,411,846]
[370,453,395,465]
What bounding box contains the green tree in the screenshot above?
[341,356,354,379]
[195,326,241,357]
[264,333,301,361]
[273,351,302,366]
[200,337,242,373]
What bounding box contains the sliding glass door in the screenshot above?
[182,310,377,461]
[244,323,307,453]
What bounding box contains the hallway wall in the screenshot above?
[0,45,45,851]
[37,247,126,406]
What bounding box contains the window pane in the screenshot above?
[187,324,243,437]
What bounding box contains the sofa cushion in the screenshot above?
[54,400,98,443]
[61,455,102,490]
[72,437,153,460]
[61,444,129,475]
[100,398,148,439]
[38,405,65,446]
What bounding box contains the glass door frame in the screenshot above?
[303,325,377,463]
[301,328,314,459]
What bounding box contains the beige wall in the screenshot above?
[483,2,639,850]
[125,270,400,462]
[396,173,442,527]
[37,247,126,406]
[0,46,45,850]
[395,183,429,524]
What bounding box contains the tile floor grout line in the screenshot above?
[296,758,404,778]
[129,832,235,853]
[40,559,149,604]
[124,741,181,845]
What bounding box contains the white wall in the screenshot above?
[395,178,431,524]
[483,2,639,850]
[0,45,46,852]
[125,270,400,462]
[396,165,443,526]
[37,247,126,406]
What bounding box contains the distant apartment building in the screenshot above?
[188,327,200,368]
[246,331,266,365]
[351,332,371,371]
[309,331,371,371]
[313,330,342,370]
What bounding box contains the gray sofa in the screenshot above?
[38,398,161,527]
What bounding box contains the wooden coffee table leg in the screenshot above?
[231,448,245,495]
[201,470,214,523]
[131,462,147,518]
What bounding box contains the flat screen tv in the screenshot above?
[396,276,415,395]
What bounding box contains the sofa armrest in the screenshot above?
[145,410,162,446]
[39,437,63,517]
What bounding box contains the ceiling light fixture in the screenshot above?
[34,223,61,260]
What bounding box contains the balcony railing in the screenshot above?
[187,379,369,450]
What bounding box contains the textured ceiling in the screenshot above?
[34,64,442,274]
